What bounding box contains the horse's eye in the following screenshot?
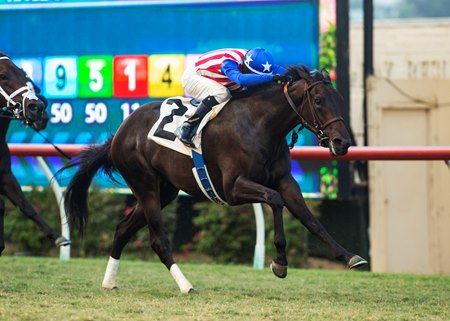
[0,74,8,81]
[314,97,322,105]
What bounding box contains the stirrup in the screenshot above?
[175,125,196,148]
[179,137,196,148]
[177,133,196,148]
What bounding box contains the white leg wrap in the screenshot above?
[102,256,120,289]
[170,264,193,294]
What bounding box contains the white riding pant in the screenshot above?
[182,65,232,104]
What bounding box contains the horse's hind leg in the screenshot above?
[102,205,147,289]
[0,198,5,255]
[108,187,179,264]
[103,181,192,293]
[110,204,146,260]
[141,190,194,294]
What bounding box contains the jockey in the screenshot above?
[175,47,291,148]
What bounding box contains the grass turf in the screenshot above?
[0,256,448,321]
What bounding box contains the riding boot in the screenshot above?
[175,96,218,148]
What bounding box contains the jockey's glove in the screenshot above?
[273,74,293,85]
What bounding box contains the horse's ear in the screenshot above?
[321,69,332,83]
[309,69,320,78]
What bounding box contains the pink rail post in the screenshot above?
[8,144,83,157]
[8,144,450,161]
[290,146,450,161]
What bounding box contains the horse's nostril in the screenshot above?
[332,138,350,149]
[27,101,44,113]
[332,138,342,146]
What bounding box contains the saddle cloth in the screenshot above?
[147,97,227,156]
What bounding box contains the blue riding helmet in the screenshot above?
[244,48,274,75]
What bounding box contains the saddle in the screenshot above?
[148,97,227,155]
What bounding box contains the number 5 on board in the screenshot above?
[78,56,113,98]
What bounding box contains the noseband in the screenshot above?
[283,80,344,145]
[0,56,39,121]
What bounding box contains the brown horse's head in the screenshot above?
[288,66,352,156]
[0,52,47,129]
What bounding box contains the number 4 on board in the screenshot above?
[148,54,184,98]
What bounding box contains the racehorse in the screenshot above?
[0,52,70,255]
[63,65,368,293]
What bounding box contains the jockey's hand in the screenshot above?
[273,74,292,85]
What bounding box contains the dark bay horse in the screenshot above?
[64,65,367,293]
[0,52,70,255]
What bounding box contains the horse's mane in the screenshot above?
[285,65,332,83]
[244,65,331,98]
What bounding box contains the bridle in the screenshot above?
[0,56,39,121]
[283,79,344,146]
[0,55,69,158]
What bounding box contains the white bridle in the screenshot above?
[0,56,40,120]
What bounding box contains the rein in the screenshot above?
[283,81,344,148]
[0,109,72,161]
[33,129,72,160]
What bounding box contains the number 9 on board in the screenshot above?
[43,56,78,98]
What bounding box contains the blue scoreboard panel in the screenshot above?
[1,0,333,197]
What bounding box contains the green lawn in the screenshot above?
[0,256,448,321]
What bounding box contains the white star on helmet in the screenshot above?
[262,61,272,72]
[244,54,253,66]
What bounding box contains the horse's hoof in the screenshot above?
[55,236,71,247]
[348,255,368,269]
[270,260,288,278]
[103,286,119,291]
[102,284,118,290]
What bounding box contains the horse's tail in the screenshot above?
[61,137,116,236]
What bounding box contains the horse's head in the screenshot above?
[286,66,352,156]
[0,52,48,130]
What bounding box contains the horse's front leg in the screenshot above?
[227,176,288,278]
[0,172,70,246]
[277,175,367,269]
[0,197,5,255]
